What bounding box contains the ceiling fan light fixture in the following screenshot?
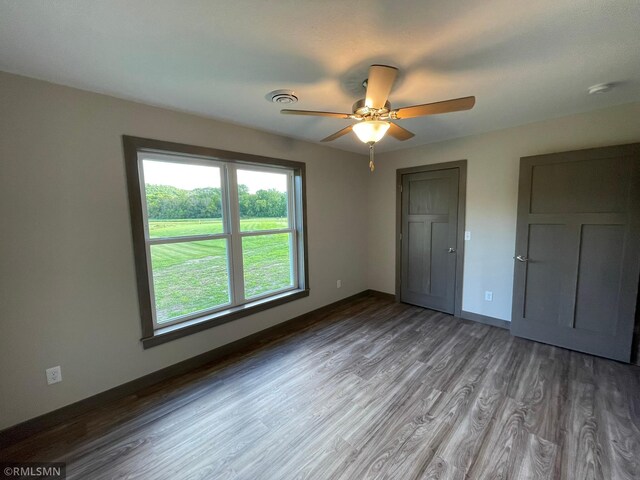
[352,120,390,144]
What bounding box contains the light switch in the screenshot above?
[464,231,471,241]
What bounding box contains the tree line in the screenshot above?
[145,184,287,219]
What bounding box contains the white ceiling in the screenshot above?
[1,0,639,153]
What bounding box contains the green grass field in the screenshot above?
[149,218,292,323]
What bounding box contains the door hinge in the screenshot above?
[399,233,403,240]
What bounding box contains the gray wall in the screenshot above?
[368,102,640,321]
[0,72,369,430]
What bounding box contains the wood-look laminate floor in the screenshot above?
[2,295,640,479]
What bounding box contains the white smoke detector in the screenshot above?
[267,89,298,104]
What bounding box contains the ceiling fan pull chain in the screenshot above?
[369,143,375,172]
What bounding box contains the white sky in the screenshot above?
[142,160,287,193]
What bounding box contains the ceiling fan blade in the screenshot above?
[281,109,351,119]
[387,122,415,141]
[393,96,476,119]
[321,125,353,142]
[365,65,398,109]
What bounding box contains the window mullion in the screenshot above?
[226,165,245,305]
[218,163,235,308]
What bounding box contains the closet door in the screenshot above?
[511,144,640,362]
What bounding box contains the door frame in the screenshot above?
[395,160,467,317]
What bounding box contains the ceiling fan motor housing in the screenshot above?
[352,99,391,119]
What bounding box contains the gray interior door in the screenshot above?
[401,168,459,313]
[511,144,640,362]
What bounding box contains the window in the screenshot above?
[123,136,308,348]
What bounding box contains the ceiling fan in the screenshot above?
[281,65,475,171]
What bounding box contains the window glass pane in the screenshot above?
[242,233,293,298]
[142,159,224,238]
[150,239,230,323]
[237,169,289,231]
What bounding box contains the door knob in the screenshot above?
[514,255,529,262]
[448,247,456,253]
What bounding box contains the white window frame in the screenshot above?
[229,164,298,306]
[136,152,302,330]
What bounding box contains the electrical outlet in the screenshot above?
[336,280,342,288]
[46,366,62,385]
[484,291,493,302]
[464,231,471,241]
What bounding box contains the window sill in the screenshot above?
[141,289,310,349]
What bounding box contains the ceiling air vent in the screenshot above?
[588,83,614,95]
[267,89,298,104]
